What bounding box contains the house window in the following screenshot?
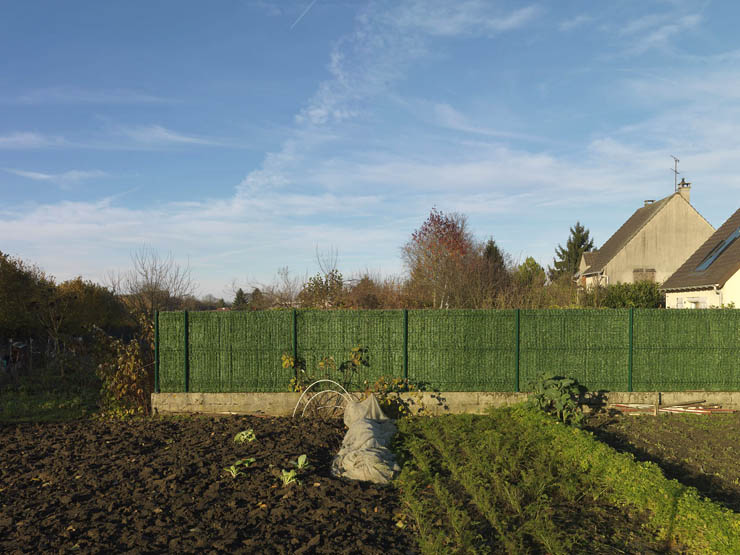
[686,297,707,309]
[696,226,740,271]
[633,268,656,282]
[676,297,684,308]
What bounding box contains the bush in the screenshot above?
[91,316,154,415]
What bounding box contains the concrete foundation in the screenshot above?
[151,390,740,417]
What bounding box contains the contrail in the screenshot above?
[290,0,318,30]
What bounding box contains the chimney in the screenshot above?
[644,199,654,207]
[677,178,691,203]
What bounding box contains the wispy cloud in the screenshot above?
[295,2,541,126]
[431,103,546,143]
[10,86,172,105]
[559,14,593,32]
[393,2,541,37]
[116,124,219,146]
[0,132,67,149]
[4,168,107,189]
[621,12,702,54]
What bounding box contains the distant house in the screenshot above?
[662,208,740,308]
[576,181,715,288]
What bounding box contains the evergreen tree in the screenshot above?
[514,257,546,287]
[249,287,267,310]
[232,288,249,310]
[548,222,594,281]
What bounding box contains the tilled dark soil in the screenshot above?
[0,415,419,554]
[586,411,740,512]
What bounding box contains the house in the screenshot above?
[577,181,715,288]
[662,208,740,308]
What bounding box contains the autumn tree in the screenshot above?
[0,251,48,338]
[548,222,594,282]
[298,269,345,308]
[403,208,475,308]
[58,277,132,336]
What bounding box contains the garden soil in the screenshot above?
[587,411,740,513]
[0,415,418,554]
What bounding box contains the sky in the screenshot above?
[2,0,740,298]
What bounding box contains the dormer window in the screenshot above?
[696,226,740,271]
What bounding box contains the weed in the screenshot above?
[233,429,256,444]
[292,454,309,470]
[280,468,299,486]
[223,457,256,478]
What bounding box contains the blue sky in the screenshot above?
[2,0,740,297]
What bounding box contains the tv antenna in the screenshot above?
[670,155,680,192]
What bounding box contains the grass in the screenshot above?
[394,407,740,554]
[0,371,100,422]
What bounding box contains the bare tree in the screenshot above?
[114,246,196,319]
[250,266,303,308]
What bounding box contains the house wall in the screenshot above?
[603,195,714,284]
[665,271,740,308]
[721,270,740,307]
[665,289,721,309]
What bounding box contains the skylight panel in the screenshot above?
[696,226,740,271]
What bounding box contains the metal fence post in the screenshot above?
[515,309,521,393]
[628,308,634,392]
[183,310,189,393]
[154,311,160,393]
[292,308,298,366]
[403,309,409,383]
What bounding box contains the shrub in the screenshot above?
[526,374,585,426]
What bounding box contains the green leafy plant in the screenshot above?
[234,429,256,444]
[292,454,310,470]
[280,468,299,486]
[223,457,256,478]
[527,374,585,426]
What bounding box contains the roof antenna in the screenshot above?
[670,155,680,192]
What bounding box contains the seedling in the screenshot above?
[280,468,299,486]
[223,457,256,478]
[234,429,256,444]
[292,454,310,470]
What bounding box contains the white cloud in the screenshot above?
[621,12,701,54]
[393,2,541,37]
[431,102,545,142]
[4,168,107,188]
[559,14,593,32]
[11,86,171,105]
[117,124,219,146]
[0,132,66,149]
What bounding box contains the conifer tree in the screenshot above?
[232,288,249,310]
[548,222,594,281]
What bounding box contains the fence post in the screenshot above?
[183,310,189,393]
[628,308,634,392]
[292,309,298,372]
[515,309,521,393]
[154,311,160,393]
[403,309,409,383]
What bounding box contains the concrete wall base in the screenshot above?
[151,391,740,417]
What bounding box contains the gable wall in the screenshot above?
[722,270,740,307]
[603,196,714,284]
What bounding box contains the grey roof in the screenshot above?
[662,208,740,290]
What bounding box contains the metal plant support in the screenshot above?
[292,379,359,418]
